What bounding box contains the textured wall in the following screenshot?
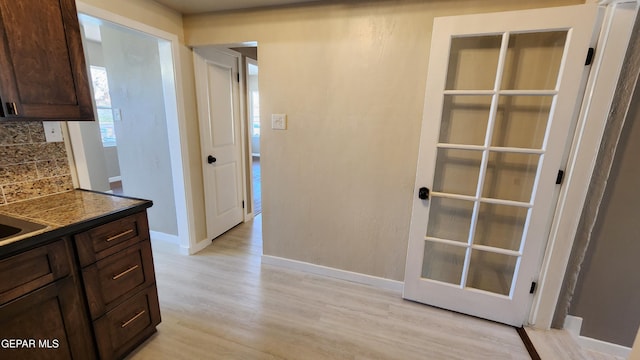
[568,80,640,346]
[184,0,584,280]
[553,10,640,347]
[0,122,73,205]
[100,24,178,236]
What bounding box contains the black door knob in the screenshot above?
[418,187,430,200]
[207,155,217,164]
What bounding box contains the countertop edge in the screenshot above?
[0,192,153,258]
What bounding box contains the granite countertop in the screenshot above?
[0,189,152,250]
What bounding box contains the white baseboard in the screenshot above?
[149,230,179,245]
[564,315,631,358]
[261,255,403,293]
[149,232,210,256]
[108,176,122,183]
[179,238,212,255]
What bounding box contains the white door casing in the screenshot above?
[194,48,245,241]
[403,4,599,326]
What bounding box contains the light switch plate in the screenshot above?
[271,114,287,130]
[111,108,122,121]
[113,108,122,122]
[43,121,63,142]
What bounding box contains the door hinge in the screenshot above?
[242,200,245,209]
[585,47,595,66]
[529,281,537,294]
[556,170,565,185]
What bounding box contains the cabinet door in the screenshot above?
[0,277,96,359]
[0,239,71,305]
[0,0,94,120]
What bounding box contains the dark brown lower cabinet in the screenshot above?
[0,209,160,360]
[0,276,95,359]
[76,211,161,359]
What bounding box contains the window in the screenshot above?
[89,66,117,147]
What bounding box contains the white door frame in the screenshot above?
[66,1,196,254]
[530,0,639,328]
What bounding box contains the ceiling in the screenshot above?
[152,0,320,14]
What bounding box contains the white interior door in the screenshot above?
[194,48,244,240]
[403,4,599,326]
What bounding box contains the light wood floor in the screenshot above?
[129,215,532,359]
[525,328,625,360]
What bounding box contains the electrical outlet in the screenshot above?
[271,114,287,130]
[43,122,63,142]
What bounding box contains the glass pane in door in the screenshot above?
[493,96,553,149]
[501,31,567,90]
[421,241,466,284]
[446,36,502,90]
[426,197,473,242]
[483,152,540,202]
[440,95,492,145]
[474,203,528,251]
[432,149,483,196]
[466,250,518,296]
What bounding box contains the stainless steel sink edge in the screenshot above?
[0,213,49,243]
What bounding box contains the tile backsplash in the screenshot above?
[0,121,73,205]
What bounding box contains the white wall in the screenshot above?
[100,23,178,235]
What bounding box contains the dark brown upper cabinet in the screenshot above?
[0,0,94,121]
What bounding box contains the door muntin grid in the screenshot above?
[421,30,568,297]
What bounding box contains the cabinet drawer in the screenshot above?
[75,212,149,267]
[83,240,156,320]
[0,239,71,305]
[94,285,160,360]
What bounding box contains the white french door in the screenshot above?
[403,5,599,326]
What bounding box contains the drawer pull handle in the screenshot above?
[106,229,134,243]
[112,265,140,280]
[121,310,146,328]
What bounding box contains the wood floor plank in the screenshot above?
[128,215,531,359]
[525,327,626,360]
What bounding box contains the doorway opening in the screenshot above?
[69,13,181,242]
[194,41,262,234]
[228,46,260,218]
[194,43,261,241]
[247,58,261,215]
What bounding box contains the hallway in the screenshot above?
[252,156,261,215]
